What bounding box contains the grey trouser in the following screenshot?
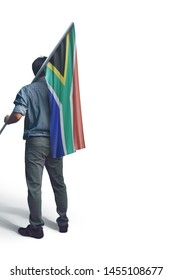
[25,137,68,228]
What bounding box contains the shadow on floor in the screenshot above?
[0,204,58,232]
[0,204,28,232]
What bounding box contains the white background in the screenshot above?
[0,0,173,279]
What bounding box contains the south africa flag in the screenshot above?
[45,23,85,157]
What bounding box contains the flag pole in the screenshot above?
[0,123,6,135]
[0,22,74,135]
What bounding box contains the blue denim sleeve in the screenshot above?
[13,87,28,116]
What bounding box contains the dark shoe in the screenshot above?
[59,225,68,233]
[18,225,44,239]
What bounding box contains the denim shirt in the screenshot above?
[13,77,50,139]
